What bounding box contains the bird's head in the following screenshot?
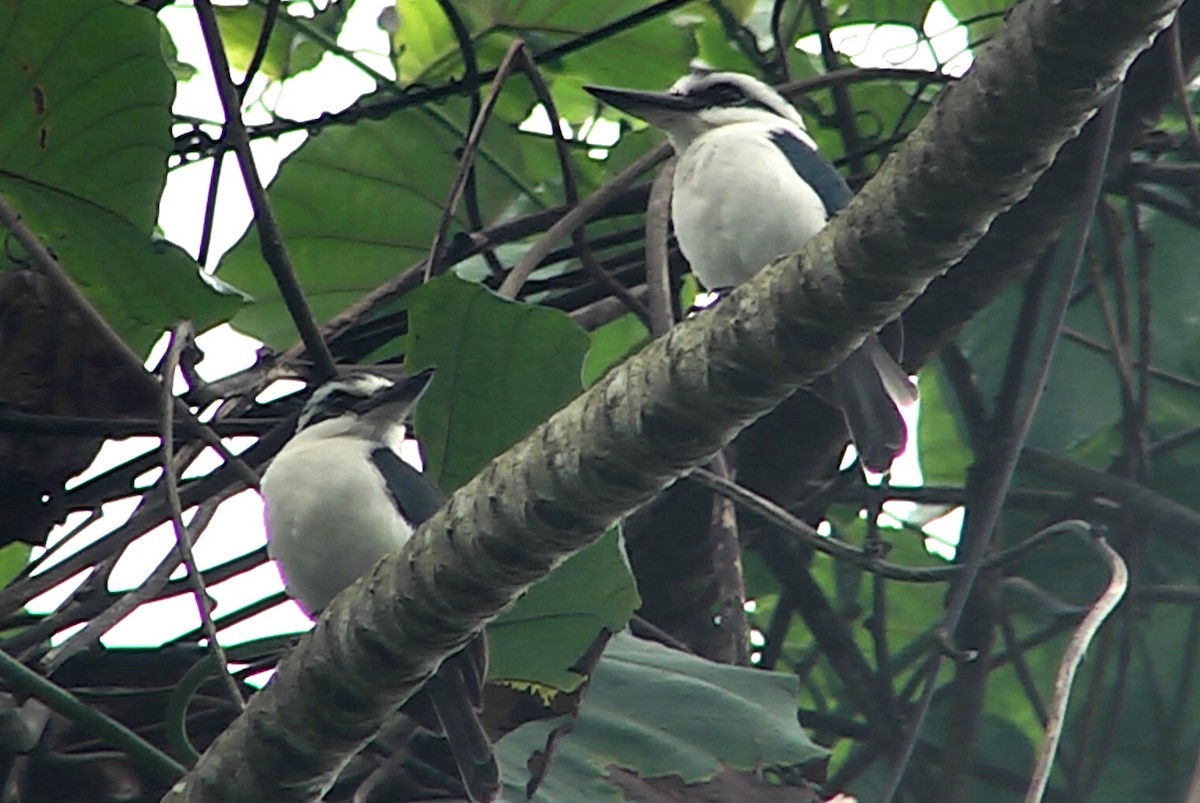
[296,367,435,441]
[585,68,807,149]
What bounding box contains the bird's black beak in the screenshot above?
[380,366,435,406]
[360,366,435,422]
[584,84,700,122]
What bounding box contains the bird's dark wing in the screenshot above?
[367,446,499,801]
[369,447,444,525]
[768,130,916,470]
[426,642,499,802]
[769,128,854,216]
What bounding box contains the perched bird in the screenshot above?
[261,368,498,802]
[586,69,917,472]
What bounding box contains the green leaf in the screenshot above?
[847,710,1033,803]
[405,276,634,689]
[392,0,460,84]
[489,530,639,690]
[822,518,947,672]
[821,0,933,28]
[956,210,1200,454]
[219,99,550,348]
[0,543,30,592]
[1071,604,1200,801]
[496,633,827,801]
[582,312,650,387]
[956,232,1117,453]
[0,1,240,352]
[406,274,590,492]
[390,1,716,123]
[941,0,1011,40]
[0,175,243,354]
[0,0,172,228]
[918,361,971,485]
[215,1,345,82]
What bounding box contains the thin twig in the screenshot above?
[512,46,655,327]
[175,0,697,159]
[1019,446,1200,542]
[161,323,245,713]
[195,153,225,268]
[0,408,274,438]
[880,86,1126,803]
[1086,236,1138,413]
[705,453,750,665]
[1167,18,1200,155]
[689,468,1088,582]
[1129,183,1200,226]
[938,343,988,451]
[498,145,670,298]
[37,501,225,672]
[759,592,794,670]
[0,647,186,784]
[426,40,525,278]
[1131,198,1154,473]
[429,0,501,275]
[197,0,280,267]
[0,194,261,492]
[808,0,866,177]
[1062,326,1200,393]
[644,160,677,337]
[770,0,792,82]
[239,0,281,98]
[0,425,282,627]
[1023,531,1127,803]
[193,0,337,381]
[998,604,1049,725]
[281,185,653,362]
[993,248,1055,434]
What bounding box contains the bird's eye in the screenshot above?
[703,82,747,106]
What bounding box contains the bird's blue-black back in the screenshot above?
[370,448,444,525]
[769,129,854,218]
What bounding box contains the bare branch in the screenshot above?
[1024,529,1128,803]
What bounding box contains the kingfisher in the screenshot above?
[587,69,916,471]
[260,368,499,802]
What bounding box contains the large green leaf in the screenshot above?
[496,633,827,801]
[916,361,971,486]
[0,2,240,352]
[0,543,30,592]
[941,0,1011,40]
[1068,604,1200,802]
[406,274,590,491]
[390,1,737,123]
[0,175,243,354]
[219,100,554,347]
[953,231,1118,454]
[407,275,636,690]
[846,710,1032,803]
[489,529,639,690]
[954,209,1200,455]
[215,1,345,83]
[0,0,169,228]
[582,312,650,387]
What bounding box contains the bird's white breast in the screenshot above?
[261,431,413,615]
[671,122,829,290]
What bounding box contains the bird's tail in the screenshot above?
[426,636,500,803]
[828,334,917,473]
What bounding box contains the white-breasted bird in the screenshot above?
[586,69,917,472]
[261,368,499,802]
